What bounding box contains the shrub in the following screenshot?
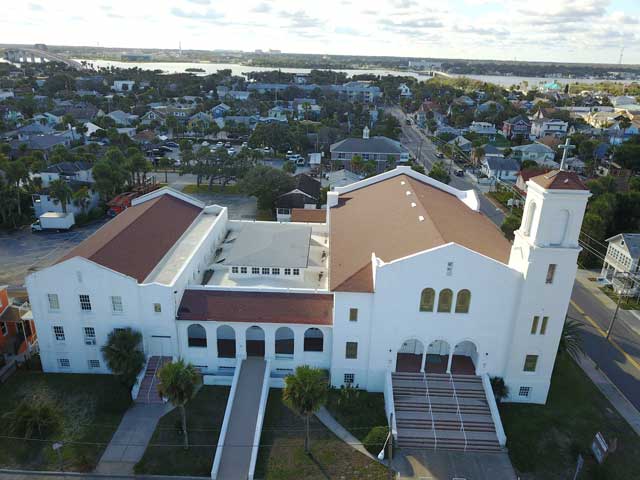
[490,376,509,404]
[363,426,389,456]
[3,393,62,439]
[337,384,361,412]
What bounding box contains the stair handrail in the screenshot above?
[448,373,468,451]
[147,357,162,403]
[422,372,437,450]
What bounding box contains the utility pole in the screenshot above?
[606,272,629,340]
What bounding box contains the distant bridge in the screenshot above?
[3,46,86,70]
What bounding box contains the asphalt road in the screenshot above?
[389,106,505,226]
[569,281,640,410]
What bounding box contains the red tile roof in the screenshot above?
[177,290,334,325]
[59,194,202,282]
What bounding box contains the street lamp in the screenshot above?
[377,413,393,480]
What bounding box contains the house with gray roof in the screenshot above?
[330,127,409,173]
[602,234,640,295]
[481,156,519,181]
[107,110,139,126]
[511,142,556,167]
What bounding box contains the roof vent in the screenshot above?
[411,202,417,208]
[400,180,406,185]
[406,190,411,196]
[418,215,425,222]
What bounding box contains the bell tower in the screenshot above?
[505,169,591,404]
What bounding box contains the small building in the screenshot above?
[276,174,321,222]
[398,83,412,98]
[511,142,556,167]
[601,234,640,296]
[481,157,519,181]
[112,80,135,92]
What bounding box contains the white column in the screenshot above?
[420,351,426,373]
[446,351,453,374]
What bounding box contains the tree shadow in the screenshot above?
[308,450,331,480]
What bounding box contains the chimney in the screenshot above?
[363,126,370,139]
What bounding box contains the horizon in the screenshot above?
[2,0,639,65]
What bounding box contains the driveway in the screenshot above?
[0,220,107,287]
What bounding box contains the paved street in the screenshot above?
[389,106,505,226]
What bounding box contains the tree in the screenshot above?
[350,154,364,173]
[428,161,451,184]
[558,318,584,361]
[500,214,521,240]
[282,160,296,174]
[3,393,61,439]
[48,179,73,214]
[158,156,173,184]
[2,158,28,217]
[282,366,328,453]
[101,328,146,402]
[72,186,91,214]
[157,359,202,449]
[238,165,295,210]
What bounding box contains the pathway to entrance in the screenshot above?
[216,357,267,480]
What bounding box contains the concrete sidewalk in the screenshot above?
[95,403,173,475]
[576,354,640,436]
[314,406,378,462]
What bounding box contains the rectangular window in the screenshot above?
[79,294,92,311]
[111,296,123,313]
[518,386,531,397]
[523,355,538,372]
[53,326,65,341]
[272,268,280,275]
[262,267,270,275]
[240,267,247,274]
[232,266,239,274]
[57,358,70,369]
[349,308,358,322]
[344,373,355,384]
[540,316,549,335]
[84,327,96,345]
[546,264,556,284]
[0,322,6,336]
[153,303,162,313]
[531,316,539,334]
[88,359,100,369]
[252,267,260,274]
[293,268,300,276]
[48,293,60,310]
[345,342,358,359]
[284,268,291,275]
[446,261,454,276]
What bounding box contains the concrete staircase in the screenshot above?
[392,372,501,452]
[136,356,171,404]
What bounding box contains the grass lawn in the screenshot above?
[325,388,387,443]
[0,370,130,472]
[255,389,389,480]
[134,386,229,477]
[182,184,241,195]
[599,286,640,311]
[500,355,640,480]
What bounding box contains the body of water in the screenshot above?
[75,58,631,87]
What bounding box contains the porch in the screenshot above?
[395,339,479,376]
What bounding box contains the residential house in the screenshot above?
[448,135,472,154]
[398,83,412,98]
[530,111,568,139]
[612,96,638,107]
[188,112,215,131]
[481,156,519,181]
[33,162,100,217]
[10,133,75,160]
[267,105,291,122]
[502,115,531,139]
[453,95,475,107]
[468,122,498,136]
[112,80,135,92]
[332,82,382,103]
[511,142,556,167]
[601,234,640,295]
[52,103,99,123]
[323,169,361,190]
[275,174,321,222]
[16,122,55,139]
[107,110,139,126]
[0,286,37,364]
[211,103,231,119]
[0,89,15,101]
[476,101,504,116]
[330,127,410,172]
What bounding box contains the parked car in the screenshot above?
[454,169,464,177]
[436,152,444,159]
[164,141,179,148]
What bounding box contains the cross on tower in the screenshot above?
[558,137,575,171]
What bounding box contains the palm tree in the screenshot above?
[156,359,202,449]
[158,156,173,184]
[558,318,585,361]
[48,179,73,214]
[72,186,90,214]
[101,328,146,402]
[282,366,328,453]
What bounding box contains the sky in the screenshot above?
[1,0,640,64]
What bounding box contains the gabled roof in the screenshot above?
[505,114,531,125]
[329,172,512,292]
[331,137,407,155]
[177,290,333,325]
[529,170,588,191]
[58,192,202,282]
[295,173,321,198]
[42,161,92,174]
[484,157,519,171]
[606,234,640,260]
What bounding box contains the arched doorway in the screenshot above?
[246,326,265,357]
[425,340,450,374]
[452,341,478,375]
[275,327,294,358]
[396,339,425,373]
[217,325,236,358]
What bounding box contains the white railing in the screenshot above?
[384,370,398,438]
[131,357,150,401]
[449,373,467,451]
[211,358,243,479]
[147,358,163,403]
[248,360,271,480]
[481,373,507,447]
[422,372,437,450]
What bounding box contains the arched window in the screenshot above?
[304,327,323,352]
[455,289,471,313]
[275,327,294,356]
[187,324,207,348]
[419,288,435,312]
[216,325,236,358]
[524,201,537,236]
[437,289,453,313]
[549,209,570,246]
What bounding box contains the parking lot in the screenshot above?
[0,220,106,287]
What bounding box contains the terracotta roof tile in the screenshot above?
[58,194,202,282]
[177,290,333,325]
[291,208,326,223]
[530,170,588,190]
[329,174,512,292]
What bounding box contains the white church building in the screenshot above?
[25,165,589,458]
